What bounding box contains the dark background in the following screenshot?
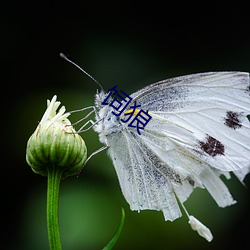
[2,1,250,250]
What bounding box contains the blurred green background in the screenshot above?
[2,2,250,250]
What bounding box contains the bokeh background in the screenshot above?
[2,2,250,250]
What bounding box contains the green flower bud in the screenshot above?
[26,95,87,178]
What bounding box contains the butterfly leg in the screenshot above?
[85,145,108,165]
[68,106,101,132]
[70,106,96,126]
[77,117,106,133]
[77,120,95,132]
[77,145,108,176]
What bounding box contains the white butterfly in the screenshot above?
[85,71,249,241]
[58,54,250,242]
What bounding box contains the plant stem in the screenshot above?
[47,165,63,250]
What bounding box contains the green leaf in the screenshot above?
[102,208,125,250]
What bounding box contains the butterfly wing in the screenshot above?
[104,72,250,221]
[107,114,237,221]
[107,128,182,221]
[130,72,250,173]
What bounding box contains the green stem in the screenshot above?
[47,165,63,250]
[103,208,125,250]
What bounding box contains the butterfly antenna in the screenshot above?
[60,53,104,91]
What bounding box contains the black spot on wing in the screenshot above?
[186,177,195,186]
[199,135,225,157]
[224,111,243,130]
[246,84,250,94]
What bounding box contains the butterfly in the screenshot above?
[90,72,250,241]
[61,55,250,241]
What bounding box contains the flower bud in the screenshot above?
[26,95,87,178]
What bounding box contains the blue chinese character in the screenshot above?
[101,85,152,134]
[121,101,141,123]
[127,109,152,135]
[102,86,132,117]
[101,85,119,105]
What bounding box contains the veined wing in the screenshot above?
[128,72,250,173]
[130,72,249,112]
[138,117,237,208]
[107,121,236,222]
[107,128,182,221]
